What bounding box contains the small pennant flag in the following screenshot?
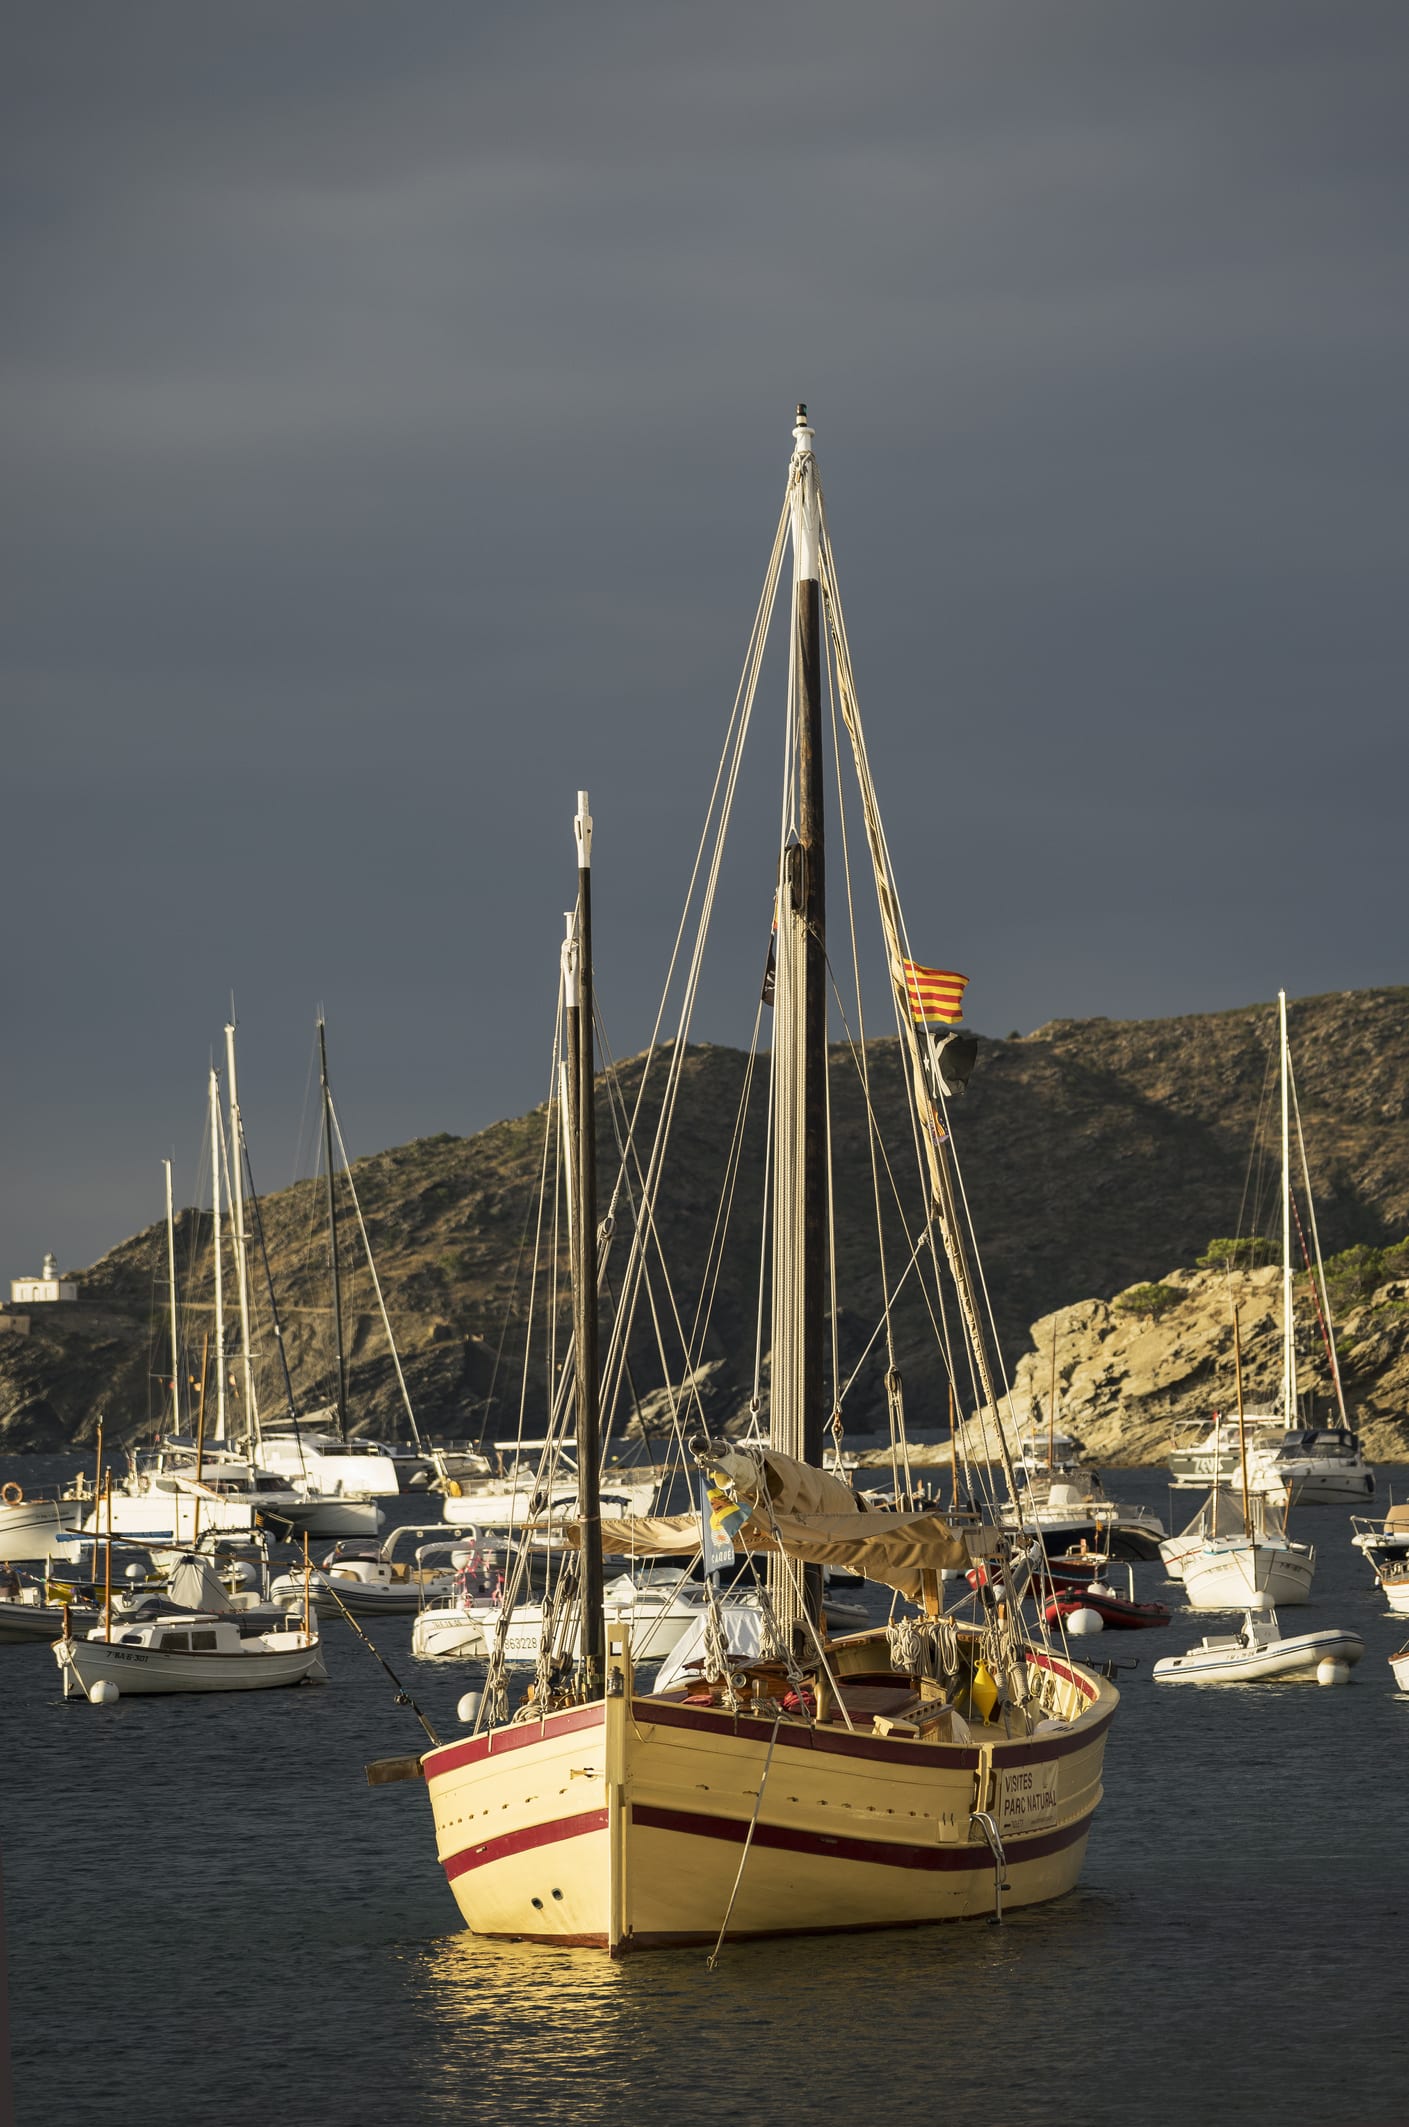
[700,1476,740,1574]
[902,960,969,1026]
[706,1473,749,1545]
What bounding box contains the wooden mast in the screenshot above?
[565,794,605,1697]
[766,405,827,1637]
[318,1015,349,1446]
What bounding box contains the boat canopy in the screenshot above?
[567,1505,973,1598]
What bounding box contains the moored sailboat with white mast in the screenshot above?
[1168,992,1373,1503]
[387,410,1118,1952]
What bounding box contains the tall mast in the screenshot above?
[208,1066,227,1444]
[1279,988,1297,1429]
[163,1158,182,1432]
[770,402,826,1636]
[565,793,605,1697]
[319,1015,349,1446]
[224,1019,259,1456]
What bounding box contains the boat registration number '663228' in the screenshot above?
[997,1762,1060,1833]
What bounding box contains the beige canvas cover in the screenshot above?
[1385,1504,1409,1530]
[708,1444,861,1518]
[577,1505,973,1598]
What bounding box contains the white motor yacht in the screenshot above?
[269,1526,457,1617]
[440,1440,659,1531]
[254,1423,400,1531]
[0,1483,87,1562]
[1350,1502,1409,1572]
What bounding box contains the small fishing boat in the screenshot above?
[0,1579,98,1643]
[56,1611,326,1698]
[1377,1569,1409,1617]
[1153,1610,1364,1685]
[1389,1642,1409,1692]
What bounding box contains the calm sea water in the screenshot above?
[4,1460,1407,2127]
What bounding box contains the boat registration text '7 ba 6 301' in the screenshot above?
[998,1762,1060,1832]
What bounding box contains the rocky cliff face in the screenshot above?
[967,1264,1409,1468]
[4,984,1408,1458]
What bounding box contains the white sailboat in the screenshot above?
[1168,993,1373,1503]
[1164,1320,1316,1609]
[383,411,1119,1952]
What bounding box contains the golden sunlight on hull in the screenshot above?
[422,1632,1114,1955]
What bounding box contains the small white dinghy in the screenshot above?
[1389,1642,1409,1693]
[1154,1609,1364,1685]
[55,1611,326,1698]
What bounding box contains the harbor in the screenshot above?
[5,1458,1407,2127]
[6,8,1409,2119]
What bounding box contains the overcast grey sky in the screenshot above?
[3,1,1406,1280]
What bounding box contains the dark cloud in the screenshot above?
[3,1,1407,1277]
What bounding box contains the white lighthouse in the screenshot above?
[11,1252,79,1305]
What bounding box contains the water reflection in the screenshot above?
[406,1896,1136,2126]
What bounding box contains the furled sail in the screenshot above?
[563,1503,973,1599]
[704,1443,861,1519]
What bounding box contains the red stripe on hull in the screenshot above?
[639,1696,980,1769]
[424,1702,604,1781]
[638,1694,1111,1768]
[443,1806,609,1882]
[630,1800,1095,1873]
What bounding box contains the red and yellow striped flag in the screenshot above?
[901,960,969,1026]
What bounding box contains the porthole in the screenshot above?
[531,1897,544,1910]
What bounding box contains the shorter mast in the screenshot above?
[318,1015,349,1446]
[225,1020,259,1457]
[209,1066,227,1445]
[565,792,604,1698]
[1279,989,1298,1430]
[163,1159,181,1433]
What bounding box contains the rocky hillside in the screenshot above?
[962,1258,1409,1470]
[4,985,1409,1458]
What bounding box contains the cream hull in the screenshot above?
[1180,1539,1315,1610]
[421,1638,1115,1952]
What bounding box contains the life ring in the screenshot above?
[1,1482,22,1506]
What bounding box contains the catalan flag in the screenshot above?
[902,960,969,1026]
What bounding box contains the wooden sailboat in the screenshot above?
[396,410,1118,1952]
